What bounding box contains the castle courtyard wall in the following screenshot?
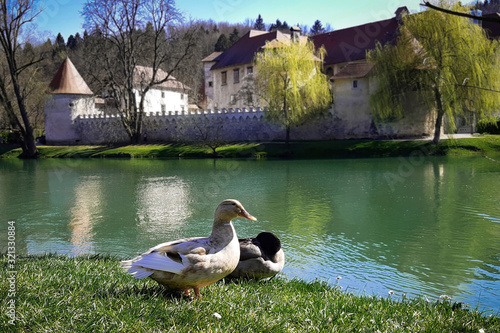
[65,106,434,145]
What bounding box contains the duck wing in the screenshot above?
[238,238,263,261]
[121,237,207,278]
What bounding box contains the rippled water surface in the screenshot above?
[1,156,499,313]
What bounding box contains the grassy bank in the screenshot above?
[1,135,500,159]
[1,255,498,332]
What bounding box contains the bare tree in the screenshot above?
[82,0,199,143]
[0,0,43,158]
[177,115,227,157]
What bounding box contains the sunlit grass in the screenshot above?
[1,135,499,159]
[0,254,498,332]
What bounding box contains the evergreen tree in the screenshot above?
[229,28,239,45]
[214,33,230,51]
[269,19,282,32]
[66,34,77,49]
[269,19,291,32]
[55,33,65,49]
[310,20,325,35]
[254,14,265,30]
[75,32,83,45]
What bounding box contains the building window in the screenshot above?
[352,80,358,89]
[161,104,166,112]
[247,66,253,74]
[325,67,333,77]
[230,95,235,104]
[233,68,240,83]
[221,71,227,85]
[181,93,184,100]
[208,81,213,87]
[161,91,165,98]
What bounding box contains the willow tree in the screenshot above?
[369,0,500,144]
[255,39,331,145]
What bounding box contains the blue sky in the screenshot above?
[35,0,424,40]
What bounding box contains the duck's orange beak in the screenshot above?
[239,210,257,221]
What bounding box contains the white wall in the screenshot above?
[211,64,258,110]
[137,88,188,113]
[45,94,95,144]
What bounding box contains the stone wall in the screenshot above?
[74,108,283,144]
[67,106,435,145]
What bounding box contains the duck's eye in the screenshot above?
[231,202,236,206]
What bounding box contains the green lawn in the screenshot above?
[1,135,500,159]
[1,255,498,332]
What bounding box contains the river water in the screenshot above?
[1,156,499,314]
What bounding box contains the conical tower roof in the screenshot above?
[49,58,93,95]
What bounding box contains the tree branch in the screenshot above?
[422,2,500,23]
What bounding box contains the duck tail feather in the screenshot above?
[120,259,134,271]
[128,267,154,279]
[130,252,185,274]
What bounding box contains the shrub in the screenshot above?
[477,118,500,134]
[0,131,22,144]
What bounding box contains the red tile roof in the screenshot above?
[134,66,190,91]
[49,58,93,95]
[202,52,223,62]
[481,13,500,39]
[331,62,375,80]
[211,30,284,70]
[311,18,400,65]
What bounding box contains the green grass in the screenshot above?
[1,135,500,159]
[1,255,498,332]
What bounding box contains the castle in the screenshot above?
[43,57,434,145]
[44,7,437,145]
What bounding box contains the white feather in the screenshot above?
[120,260,132,271]
[129,267,154,279]
[129,252,185,275]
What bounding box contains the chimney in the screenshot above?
[395,6,409,21]
[290,26,301,42]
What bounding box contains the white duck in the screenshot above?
[229,232,285,280]
[120,199,256,298]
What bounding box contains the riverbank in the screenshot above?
[0,255,498,332]
[1,135,500,159]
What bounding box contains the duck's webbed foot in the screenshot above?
[183,288,202,299]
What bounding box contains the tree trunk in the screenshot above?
[283,92,290,146]
[19,131,38,159]
[12,76,38,158]
[432,87,444,145]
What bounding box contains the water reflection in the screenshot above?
[136,176,192,237]
[69,176,102,255]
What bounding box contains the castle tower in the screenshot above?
[44,58,94,144]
